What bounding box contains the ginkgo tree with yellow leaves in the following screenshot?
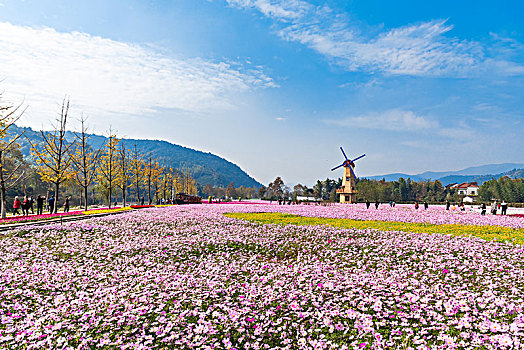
[31,98,76,214]
[129,143,145,204]
[0,93,28,218]
[159,168,175,201]
[144,153,163,205]
[152,162,165,204]
[116,140,130,207]
[71,116,103,211]
[96,130,120,208]
[178,168,198,196]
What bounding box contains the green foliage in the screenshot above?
[479,176,524,202]
[200,183,258,199]
[356,178,456,202]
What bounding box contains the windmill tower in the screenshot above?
[331,147,365,203]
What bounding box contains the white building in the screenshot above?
[451,182,480,197]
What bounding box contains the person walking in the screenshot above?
[424,201,428,210]
[22,196,29,216]
[63,196,70,213]
[366,200,370,209]
[140,196,145,205]
[375,200,379,210]
[481,202,486,215]
[415,202,419,210]
[48,195,55,214]
[491,201,497,215]
[501,200,508,215]
[29,196,35,214]
[36,195,45,215]
[13,196,21,215]
[446,200,450,210]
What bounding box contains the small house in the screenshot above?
[451,182,479,198]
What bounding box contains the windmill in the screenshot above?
[331,147,365,203]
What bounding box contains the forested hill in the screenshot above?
[10,125,262,188]
[365,164,524,185]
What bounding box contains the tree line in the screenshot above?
[258,175,524,203]
[0,96,198,218]
[478,177,524,203]
[200,182,258,200]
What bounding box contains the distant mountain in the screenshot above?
[436,169,524,186]
[364,163,524,186]
[365,173,426,182]
[417,163,524,179]
[9,125,262,188]
[435,175,498,186]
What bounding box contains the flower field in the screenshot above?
[1,204,523,349]
[0,207,131,226]
[0,211,83,225]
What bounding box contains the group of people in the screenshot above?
[444,199,509,215]
[480,200,508,216]
[414,201,429,210]
[365,200,382,209]
[362,199,511,215]
[12,194,71,216]
[12,195,34,216]
[156,198,176,205]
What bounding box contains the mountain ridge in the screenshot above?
[9,124,263,188]
[364,163,524,186]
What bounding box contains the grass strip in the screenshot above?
[225,212,524,245]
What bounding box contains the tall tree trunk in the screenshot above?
[54,182,60,214]
[122,185,126,207]
[0,150,6,219]
[46,183,50,212]
[84,186,88,211]
[148,177,152,205]
[0,182,6,219]
[135,180,140,205]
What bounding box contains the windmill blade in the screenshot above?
[331,163,344,171]
[340,147,349,161]
[352,154,366,162]
[349,165,357,179]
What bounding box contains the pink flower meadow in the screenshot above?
[0,204,522,349]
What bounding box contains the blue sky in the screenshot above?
[0,0,523,186]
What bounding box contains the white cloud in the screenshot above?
[227,0,524,77]
[338,78,379,89]
[275,116,286,121]
[326,109,435,131]
[226,0,310,20]
[0,22,275,123]
[326,109,480,140]
[438,127,475,140]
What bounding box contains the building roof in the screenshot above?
[452,182,479,189]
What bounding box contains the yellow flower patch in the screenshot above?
[83,207,133,215]
[225,212,524,245]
